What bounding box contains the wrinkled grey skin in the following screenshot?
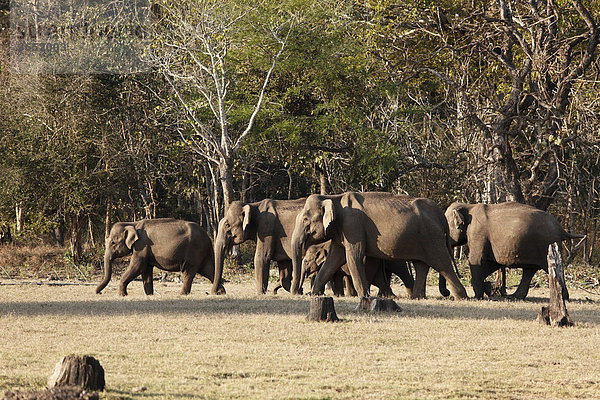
[301,241,415,298]
[213,198,305,295]
[445,202,584,299]
[96,219,224,296]
[291,192,467,299]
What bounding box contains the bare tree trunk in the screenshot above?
[315,161,330,195]
[219,158,234,210]
[586,219,598,265]
[54,210,65,247]
[15,202,23,233]
[87,215,95,248]
[105,194,112,240]
[241,166,250,204]
[205,162,221,234]
[537,243,573,327]
[287,167,293,200]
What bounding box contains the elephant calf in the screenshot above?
[96,218,225,296]
[301,241,415,298]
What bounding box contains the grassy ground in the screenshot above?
[1,276,600,400]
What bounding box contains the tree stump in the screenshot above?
[355,297,401,313]
[307,296,339,322]
[47,355,105,391]
[537,243,573,327]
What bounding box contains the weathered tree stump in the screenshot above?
[537,243,573,327]
[307,296,339,322]
[355,297,401,313]
[47,355,105,391]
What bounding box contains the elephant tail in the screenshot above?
[564,232,586,240]
[562,231,586,254]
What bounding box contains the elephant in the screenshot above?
[444,202,585,299]
[300,240,415,298]
[96,218,224,296]
[213,198,307,295]
[290,192,468,299]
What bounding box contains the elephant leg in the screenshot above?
[344,276,357,296]
[119,257,145,296]
[312,243,346,295]
[470,262,497,299]
[277,260,292,293]
[389,260,414,298]
[438,274,450,297]
[429,245,468,300]
[253,239,273,295]
[142,268,154,295]
[329,272,345,296]
[343,244,369,297]
[510,267,538,300]
[181,270,195,295]
[411,261,429,299]
[370,262,395,298]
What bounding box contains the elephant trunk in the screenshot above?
[96,251,113,294]
[206,246,225,295]
[290,219,306,295]
[212,220,228,295]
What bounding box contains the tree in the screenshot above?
[151,0,294,226]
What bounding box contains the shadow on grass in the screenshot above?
[2,294,599,325]
[393,298,600,325]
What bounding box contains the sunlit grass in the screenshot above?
[1,278,599,399]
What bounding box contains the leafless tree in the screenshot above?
[151,1,295,225]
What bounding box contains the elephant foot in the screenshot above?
[483,281,493,297]
[211,287,226,295]
[439,288,450,297]
[376,290,396,299]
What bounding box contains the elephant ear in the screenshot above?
[124,225,139,249]
[452,208,465,228]
[322,199,336,235]
[242,204,252,234]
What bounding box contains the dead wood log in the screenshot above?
[47,355,105,391]
[307,296,339,322]
[537,243,573,327]
[355,297,401,313]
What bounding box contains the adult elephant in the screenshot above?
[300,241,415,298]
[213,198,306,295]
[291,192,468,299]
[445,202,585,299]
[96,219,224,296]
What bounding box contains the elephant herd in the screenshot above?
[96,192,584,301]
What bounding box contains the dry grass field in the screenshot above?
[1,277,600,400]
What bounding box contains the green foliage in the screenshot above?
[0,0,598,265]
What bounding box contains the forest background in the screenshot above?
[0,0,599,274]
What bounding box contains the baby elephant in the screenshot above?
[96,218,225,296]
